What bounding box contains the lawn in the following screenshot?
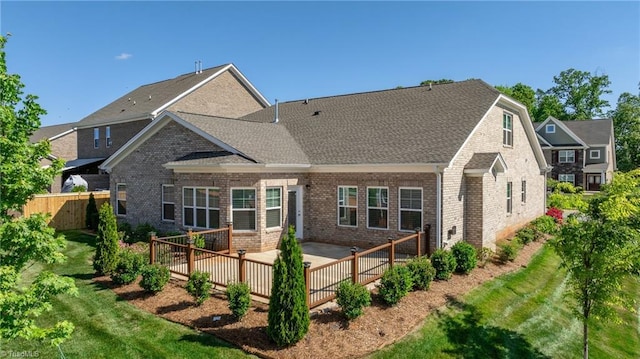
[370,243,640,359]
[0,231,254,359]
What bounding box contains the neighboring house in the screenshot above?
[100,80,548,252]
[74,63,270,189]
[536,117,616,191]
[30,122,77,192]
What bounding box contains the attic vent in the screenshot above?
[148,95,152,100]
[303,99,309,104]
[273,99,279,124]
[313,110,322,116]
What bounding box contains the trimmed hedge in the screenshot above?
[451,242,477,274]
[431,249,457,281]
[406,256,436,290]
[140,264,170,293]
[378,265,413,306]
[336,281,371,320]
[226,282,251,320]
[186,270,212,306]
[111,249,146,285]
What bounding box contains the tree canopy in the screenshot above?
[612,90,640,172]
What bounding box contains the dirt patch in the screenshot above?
[106,240,546,359]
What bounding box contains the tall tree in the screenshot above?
[533,90,565,122]
[495,83,536,120]
[0,35,78,347]
[546,68,612,120]
[611,90,640,172]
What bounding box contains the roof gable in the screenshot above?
[30,122,76,143]
[536,117,587,147]
[562,118,613,145]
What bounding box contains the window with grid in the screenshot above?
[399,188,422,231]
[506,182,513,214]
[232,188,256,231]
[93,128,99,148]
[266,187,282,229]
[559,150,575,163]
[116,183,126,216]
[182,187,220,229]
[367,187,388,229]
[106,126,112,148]
[503,113,513,146]
[338,186,357,227]
[162,185,175,221]
[558,174,575,185]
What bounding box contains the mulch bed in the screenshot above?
[104,239,547,359]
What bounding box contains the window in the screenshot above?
[93,128,99,149]
[521,180,527,203]
[559,150,575,163]
[367,187,388,229]
[338,186,357,227]
[590,149,600,159]
[399,188,422,231]
[183,187,220,229]
[106,126,112,148]
[266,187,282,229]
[545,124,556,133]
[503,113,513,147]
[162,185,175,221]
[506,182,512,214]
[232,188,256,231]
[558,174,575,185]
[116,184,126,216]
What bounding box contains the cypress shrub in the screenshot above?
[186,270,212,306]
[226,281,251,320]
[406,256,436,290]
[451,242,477,274]
[267,226,310,347]
[336,281,371,320]
[430,249,457,280]
[140,264,171,293]
[378,265,413,306]
[85,192,99,230]
[110,249,145,285]
[93,203,119,275]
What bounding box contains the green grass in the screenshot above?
[371,244,640,359]
[0,231,254,359]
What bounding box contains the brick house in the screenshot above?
[100,80,548,252]
[30,122,77,192]
[73,63,270,189]
[536,117,616,191]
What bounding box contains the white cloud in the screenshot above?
[115,53,132,60]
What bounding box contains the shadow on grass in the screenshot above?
[60,230,97,248]
[442,296,550,359]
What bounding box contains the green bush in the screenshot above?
[377,265,413,306]
[515,226,536,245]
[118,222,134,243]
[451,242,477,274]
[85,192,99,230]
[226,282,251,320]
[547,178,559,192]
[547,193,588,211]
[186,270,212,306]
[140,264,170,293]
[72,185,87,192]
[94,203,119,275]
[498,239,521,263]
[555,181,577,194]
[406,256,436,290]
[476,247,494,268]
[193,234,205,255]
[336,281,371,320]
[430,249,457,281]
[131,223,157,243]
[110,249,146,285]
[531,215,558,235]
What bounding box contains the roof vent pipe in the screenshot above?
[273,99,279,124]
[195,61,198,74]
[429,82,432,90]
[198,60,202,74]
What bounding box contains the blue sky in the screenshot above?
[2,1,639,127]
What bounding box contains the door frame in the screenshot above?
[288,186,304,239]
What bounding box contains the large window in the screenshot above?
[116,183,126,216]
[521,180,527,203]
[183,187,220,229]
[503,113,513,147]
[162,184,175,222]
[399,188,422,231]
[338,186,358,227]
[506,182,513,214]
[559,150,575,163]
[266,187,282,229]
[106,126,112,148]
[93,128,99,149]
[232,188,256,231]
[558,174,575,185]
[367,187,388,229]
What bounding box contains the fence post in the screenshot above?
[238,249,246,283]
[388,237,395,267]
[187,229,194,276]
[227,222,234,254]
[149,232,156,265]
[351,247,359,284]
[303,261,311,309]
[415,228,422,257]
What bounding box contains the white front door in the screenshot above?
[287,186,304,239]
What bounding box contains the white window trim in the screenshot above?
[559,150,575,163]
[265,186,282,229]
[182,187,220,229]
[558,174,575,185]
[93,128,99,149]
[546,124,556,133]
[231,187,257,232]
[367,186,389,230]
[337,186,358,228]
[116,183,126,216]
[106,126,112,148]
[398,187,423,232]
[162,184,175,222]
[503,113,513,147]
[506,181,513,214]
[589,149,601,159]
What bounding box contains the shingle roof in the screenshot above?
[165,152,254,167]
[30,122,76,143]
[562,119,612,145]
[76,65,229,128]
[240,80,501,165]
[465,152,501,170]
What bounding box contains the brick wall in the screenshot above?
[550,149,584,187]
[77,120,151,159]
[51,131,77,162]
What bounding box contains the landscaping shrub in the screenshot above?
[336,281,371,320]
[451,242,477,274]
[110,248,146,285]
[118,222,134,243]
[226,281,251,320]
[546,178,559,192]
[85,192,99,230]
[555,181,577,194]
[193,234,205,255]
[546,207,564,223]
[406,256,436,290]
[72,185,87,192]
[498,239,521,263]
[267,226,309,346]
[377,265,413,306]
[140,263,170,293]
[476,247,494,268]
[131,223,157,243]
[515,226,536,245]
[186,270,212,306]
[430,249,457,281]
[547,193,588,211]
[531,215,559,235]
[94,203,119,275]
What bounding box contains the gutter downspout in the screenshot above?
[436,167,443,250]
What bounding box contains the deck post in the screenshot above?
[303,261,311,309]
[187,229,194,276]
[351,247,359,284]
[149,232,156,265]
[238,249,246,283]
[388,237,395,267]
[415,228,422,257]
[227,222,233,254]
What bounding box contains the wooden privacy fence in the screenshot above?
[21,191,110,230]
[151,226,425,309]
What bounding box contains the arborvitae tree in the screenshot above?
[267,226,310,346]
[93,203,119,275]
[85,192,99,230]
